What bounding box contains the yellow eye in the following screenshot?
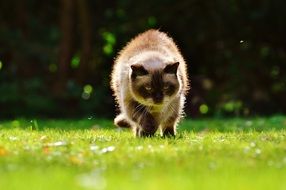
[145,86,151,91]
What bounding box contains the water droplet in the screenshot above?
[255,148,261,155]
[101,146,115,153]
[90,145,99,152]
[250,142,256,147]
[135,146,143,151]
[46,141,68,147]
[9,136,18,141]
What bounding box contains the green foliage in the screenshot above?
[71,55,80,69]
[102,32,116,56]
[199,104,209,114]
[0,0,286,117]
[0,117,286,190]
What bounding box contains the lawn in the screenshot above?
[0,116,286,190]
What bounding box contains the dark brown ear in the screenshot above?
[164,62,179,74]
[131,64,148,77]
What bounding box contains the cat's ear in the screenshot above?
[131,65,148,76]
[164,62,179,74]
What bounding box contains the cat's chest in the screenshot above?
[149,105,169,122]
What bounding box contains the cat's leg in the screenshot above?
[126,100,158,137]
[114,113,132,128]
[161,113,180,137]
[136,113,158,137]
[161,97,184,137]
[161,123,177,137]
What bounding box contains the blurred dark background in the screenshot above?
[0,0,285,118]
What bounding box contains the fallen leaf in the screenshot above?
[0,146,8,156]
[69,156,83,165]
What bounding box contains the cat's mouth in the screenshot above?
[136,98,164,107]
[134,95,171,107]
[153,97,163,104]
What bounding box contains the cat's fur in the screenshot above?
[111,29,189,137]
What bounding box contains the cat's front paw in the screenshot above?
[136,128,155,138]
[162,127,176,137]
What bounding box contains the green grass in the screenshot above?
[0,116,286,190]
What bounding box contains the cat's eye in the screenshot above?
[163,84,170,90]
[145,86,152,91]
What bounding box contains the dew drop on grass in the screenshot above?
[9,136,18,141]
[255,148,261,155]
[101,146,115,154]
[90,145,99,152]
[147,145,154,152]
[135,146,143,151]
[46,141,68,147]
[250,142,256,147]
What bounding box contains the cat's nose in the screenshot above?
[153,93,163,104]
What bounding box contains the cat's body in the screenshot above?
[111,29,189,137]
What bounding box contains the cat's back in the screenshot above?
[116,29,182,62]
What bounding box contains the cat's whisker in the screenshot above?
[132,104,145,118]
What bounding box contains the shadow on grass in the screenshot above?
[0,115,285,132]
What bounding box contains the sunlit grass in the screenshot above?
[0,116,286,190]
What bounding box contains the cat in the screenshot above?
[111,29,189,137]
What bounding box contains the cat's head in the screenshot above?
[129,62,180,106]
